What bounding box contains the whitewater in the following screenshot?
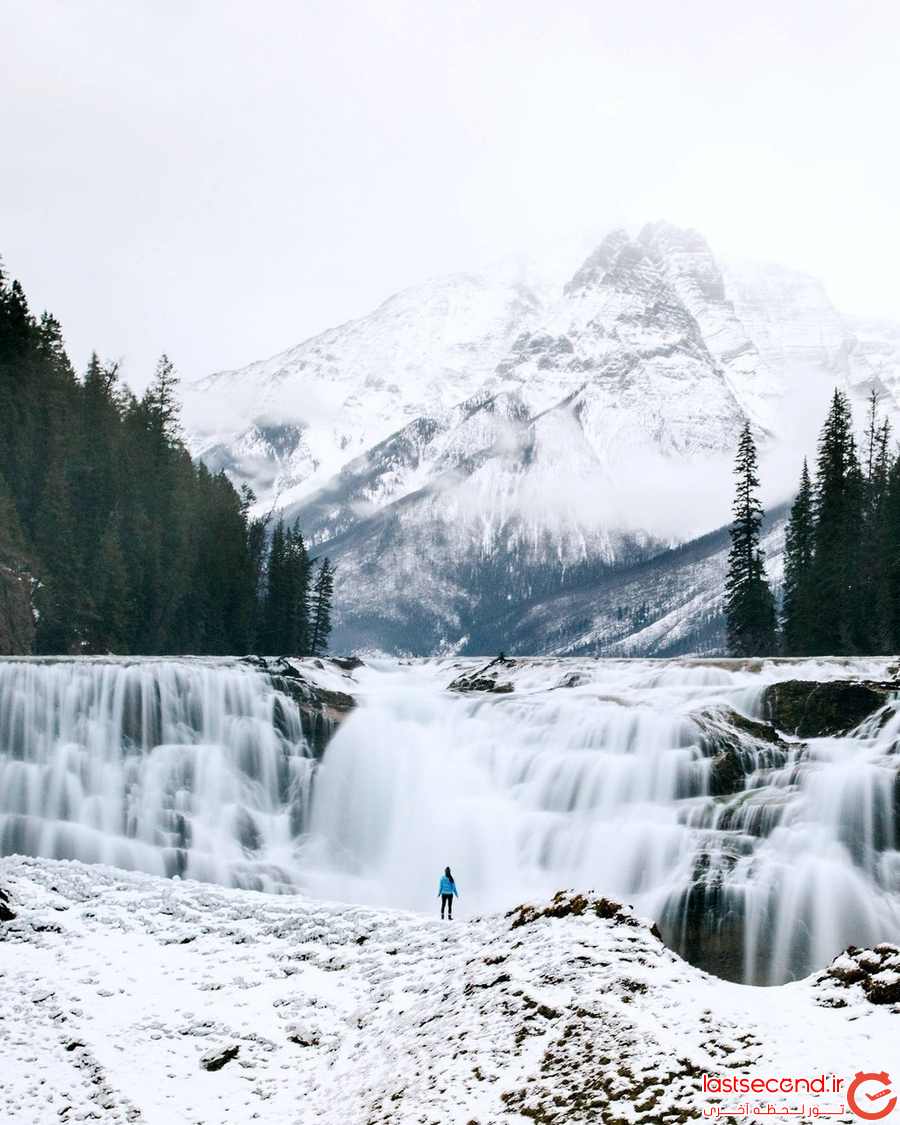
[1,654,899,986]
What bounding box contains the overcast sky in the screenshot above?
[2,0,898,392]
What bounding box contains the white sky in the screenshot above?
[2,0,898,392]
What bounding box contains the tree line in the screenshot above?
[0,259,334,656]
[726,388,900,656]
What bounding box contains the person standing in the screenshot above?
[438,867,458,920]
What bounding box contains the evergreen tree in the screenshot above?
[310,558,335,656]
[242,487,268,650]
[808,390,864,653]
[858,393,893,650]
[261,519,288,652]
[724,423,777,656]
[0,254,337,658]
[781,459,815,654]
[32,454,82,652]
[282,524,311,655]
[142,354,180,443]
[259,519,312,653]
[91,521,131,652]
[0,471,27,565]
[878,454,900,650]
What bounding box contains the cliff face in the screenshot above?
[0,564,34,655]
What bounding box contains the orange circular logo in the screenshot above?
[848,1072,897,1121]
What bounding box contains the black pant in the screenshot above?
[441,894,453,918]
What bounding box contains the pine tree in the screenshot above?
[857,394,893,651]
[261,520,288,652]
[309,558,335,656]
[878,451,900,650]
[142,354,180,444]
[724,423,777,656]
[0,256,336,658]
[808,390,864,653]
[282,524,311,655]
[32,454,82,652]
[781,459,815,654]
[91,521,131,652]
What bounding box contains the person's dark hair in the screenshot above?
[444,866,453,880]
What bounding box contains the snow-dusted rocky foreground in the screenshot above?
[2,855,896,1125]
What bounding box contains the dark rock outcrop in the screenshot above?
[817,944,900,1006]
[242,656,358,756]
[692,707,792,797]
[200,1045,239,1071]
[448,656,516,694]
[0,887,15,922]
[506,890,655,936]
[658,841,759,983]
[761,679,896,737]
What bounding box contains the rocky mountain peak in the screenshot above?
[183,224,900,655]
[563,228,630,295]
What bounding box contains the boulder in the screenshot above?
[506,890,651,934]
[692,707,792,798]
[0,887,14,923]
[448,656,516,694]
[242,656,357,756]
[200,1045,239,1071]
[761,680,895,737]
[818,944,900,1006]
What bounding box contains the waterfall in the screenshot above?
[3,654,899,984]
[303,657,900,984]
[0,658,314,891]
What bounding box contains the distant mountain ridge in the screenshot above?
[184,223,899,654]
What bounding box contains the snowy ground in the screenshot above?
[1,857,896,1125]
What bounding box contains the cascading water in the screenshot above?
[0,658,315,890]
[2,654,899,984]
[302,657,900,984]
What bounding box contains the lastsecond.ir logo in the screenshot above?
[848,1072,897,1121]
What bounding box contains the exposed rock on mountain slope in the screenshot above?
[3,857,896,1124]
[187,223,900,516]
[185,223,900,654]
[184,270,543,507]
[492,507,786,658]
[317,497,784,657]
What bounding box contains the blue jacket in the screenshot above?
[439,875,458,896]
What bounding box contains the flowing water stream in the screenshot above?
[2,654,899,983]
[0,658,314,890]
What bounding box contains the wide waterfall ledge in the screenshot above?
[1,653,899,985]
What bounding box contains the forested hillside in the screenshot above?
[0,260,332,656]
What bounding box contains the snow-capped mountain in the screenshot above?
[184,223,900,654]
[183,269,544,506]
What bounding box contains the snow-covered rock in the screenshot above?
[2,856,895,1124]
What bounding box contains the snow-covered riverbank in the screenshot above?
[1,856,896,1124]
